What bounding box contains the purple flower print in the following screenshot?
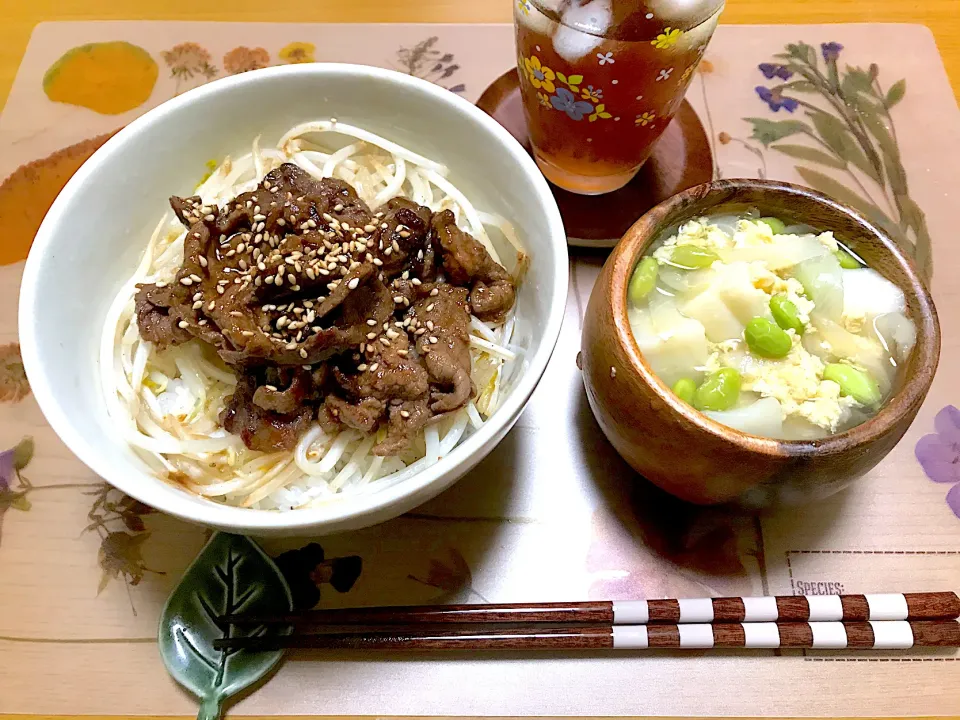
[915,405,960,518]
[821,42,843,62]
[550,87,594,121]
[0,447,12,491]
[758,63,793,80]
[755,86,799,112]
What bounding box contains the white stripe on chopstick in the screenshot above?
[611,592,960,624]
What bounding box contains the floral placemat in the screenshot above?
[1,21,960,717]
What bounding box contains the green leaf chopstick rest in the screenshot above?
[158,533,294,720]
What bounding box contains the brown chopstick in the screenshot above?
[214,619,960,651]
[224,591,960,627]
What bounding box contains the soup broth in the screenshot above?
[626,212,916,440]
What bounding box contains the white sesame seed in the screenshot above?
[300,348,308,359]
[429,336,439,344]
[198,255,208,267]
[334,204,344,212]
[393,296,404,304]
[357,364,368,372]
[192,301,203,309]
[430,288,439,297]
[412,278,422,286]
[400,410,411,418]
[426,320,435,330]
[426,304,435,312]
[180,277,194,286]
[204,214,215,222]
[178,320,189,329]
[366,332,377,340]
[369,363,379,372]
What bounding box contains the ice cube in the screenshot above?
[553,0,612,62]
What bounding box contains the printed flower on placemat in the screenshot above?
[396,36,465,94]
[551,87,594,121]
[651,27,682,50]
[409,547,489,602]
[224,46,270,74]
[523,55,556,93]
[821,41,844,61]
[635,110,657,127]
[84,483,163,614]
[162,42,218,83]
[656,67,673,82]
[755,85,798,112]
[915,405,960,518]
[758,62,793,80]
[517,0,532,15]
[537,91,551,108]
[280,42,316,64]
[596,51,615,66]
[0,344,29,403]
[0,438,35,547]
[731,40,932,279]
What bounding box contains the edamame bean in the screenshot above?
[693,368,741,411]
[672,378,697,405]
[744,317,793,358]
[769,294,805,334]
[670,245,719,270]
[628,257,659,305]
[758,217,786,234]
[834,248,861,269]
[823,363,882,406]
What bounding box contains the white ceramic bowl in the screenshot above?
[19,63,567,536]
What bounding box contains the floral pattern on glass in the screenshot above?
[520,56,616,125]
[635,111,657,127]
[652,28,683,50]
[915,405,960,519]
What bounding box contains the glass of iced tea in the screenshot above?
[514,0,724,195]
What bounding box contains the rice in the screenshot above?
[100,119,526,511]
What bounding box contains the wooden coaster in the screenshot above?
[476,68,714,248]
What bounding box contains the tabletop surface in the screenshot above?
[1,2,959,720]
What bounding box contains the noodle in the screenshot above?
[101,119,525,510]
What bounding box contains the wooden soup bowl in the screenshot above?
[581,179,940,506]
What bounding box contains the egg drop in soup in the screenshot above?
[626,213,917,440]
